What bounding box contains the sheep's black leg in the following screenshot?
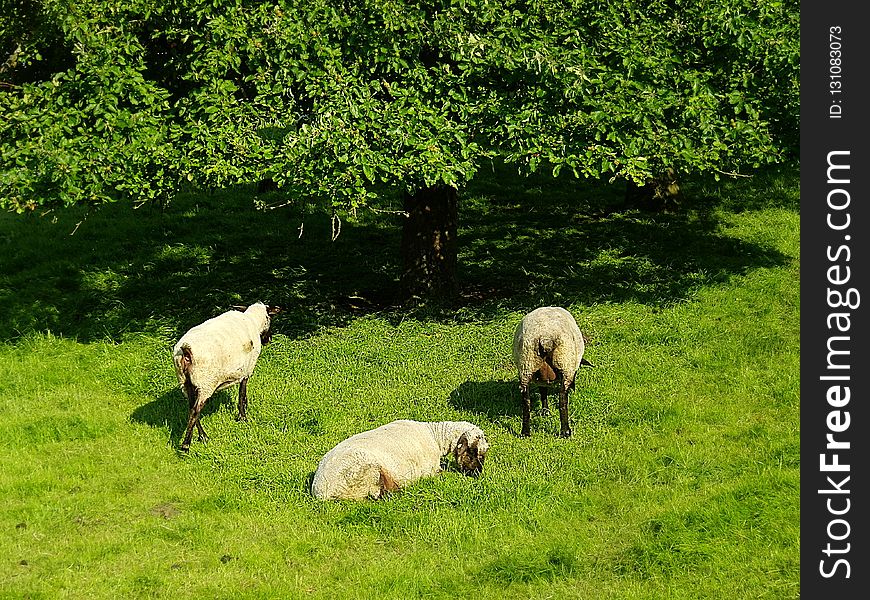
[520,383,532,437]
[196,420,208,442]
[558,378,572,438]
[539,386,550,416]
[184,379,197,410]
[180,382,208,450]
[181,395,206,452]
[181,413,197,451]
[237,377,249,422]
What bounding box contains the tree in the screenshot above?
[1,0,799,298]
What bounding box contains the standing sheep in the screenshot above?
[172,302,277,451]
[311,419,489,500]
[512,306,592,438]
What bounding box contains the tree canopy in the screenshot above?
[2,0,799,213]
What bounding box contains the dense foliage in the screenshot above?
[2,0,799,212]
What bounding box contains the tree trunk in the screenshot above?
[400,184,458,301]
[256,178,278,194]
[624,167,682,212]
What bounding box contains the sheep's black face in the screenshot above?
[455,432,489,477]
[259,305,281,346]
[259,313,273,346]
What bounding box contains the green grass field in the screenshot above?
[0,165,799,599]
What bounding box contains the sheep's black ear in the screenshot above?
[581,358,594,368]
[230,305,247,312]
[266,305,282,316]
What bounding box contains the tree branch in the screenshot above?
[715,169,752,179]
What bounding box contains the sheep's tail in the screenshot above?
[177,345,199,405]
[537,338,557,358]
[534,339,557,382]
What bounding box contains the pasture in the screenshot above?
[0,166,799,598]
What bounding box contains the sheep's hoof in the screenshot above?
[235,414,248,422]
[559,428,572,438]
[540,408,551,417]
[520,429,531,438]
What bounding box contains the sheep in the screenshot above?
[311,419,489,500]
[512,306,592,438]
[171,302,278,451]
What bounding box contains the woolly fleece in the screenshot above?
[311,419,488,500]
[512,306,585,386]
[172,302,271,400]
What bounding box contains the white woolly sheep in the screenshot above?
[512,306,592,438]
[172,302,278,451]
[311,419,489,500]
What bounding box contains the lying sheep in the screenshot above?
[172,302,278,451]
[512,306,592,438]
[311,419,489,500]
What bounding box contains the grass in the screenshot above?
[0,164,799,599]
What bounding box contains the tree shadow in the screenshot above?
[0,164,797,342]
[129,386,235,450]
[0,188,401,342]
[449,164,795,317]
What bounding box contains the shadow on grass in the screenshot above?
[451,165,794,316]
[0,164,796,342]
[449,380,519,420]
[481,545,579,583]
[129,387,236,450]
[450,380,533,437]
[450,376,604,437]
[0,188,401,342]
[304,471,316,494]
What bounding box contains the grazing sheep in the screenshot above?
[311,419,489,500]
[512,306,592,438]
[172,302,277,451]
